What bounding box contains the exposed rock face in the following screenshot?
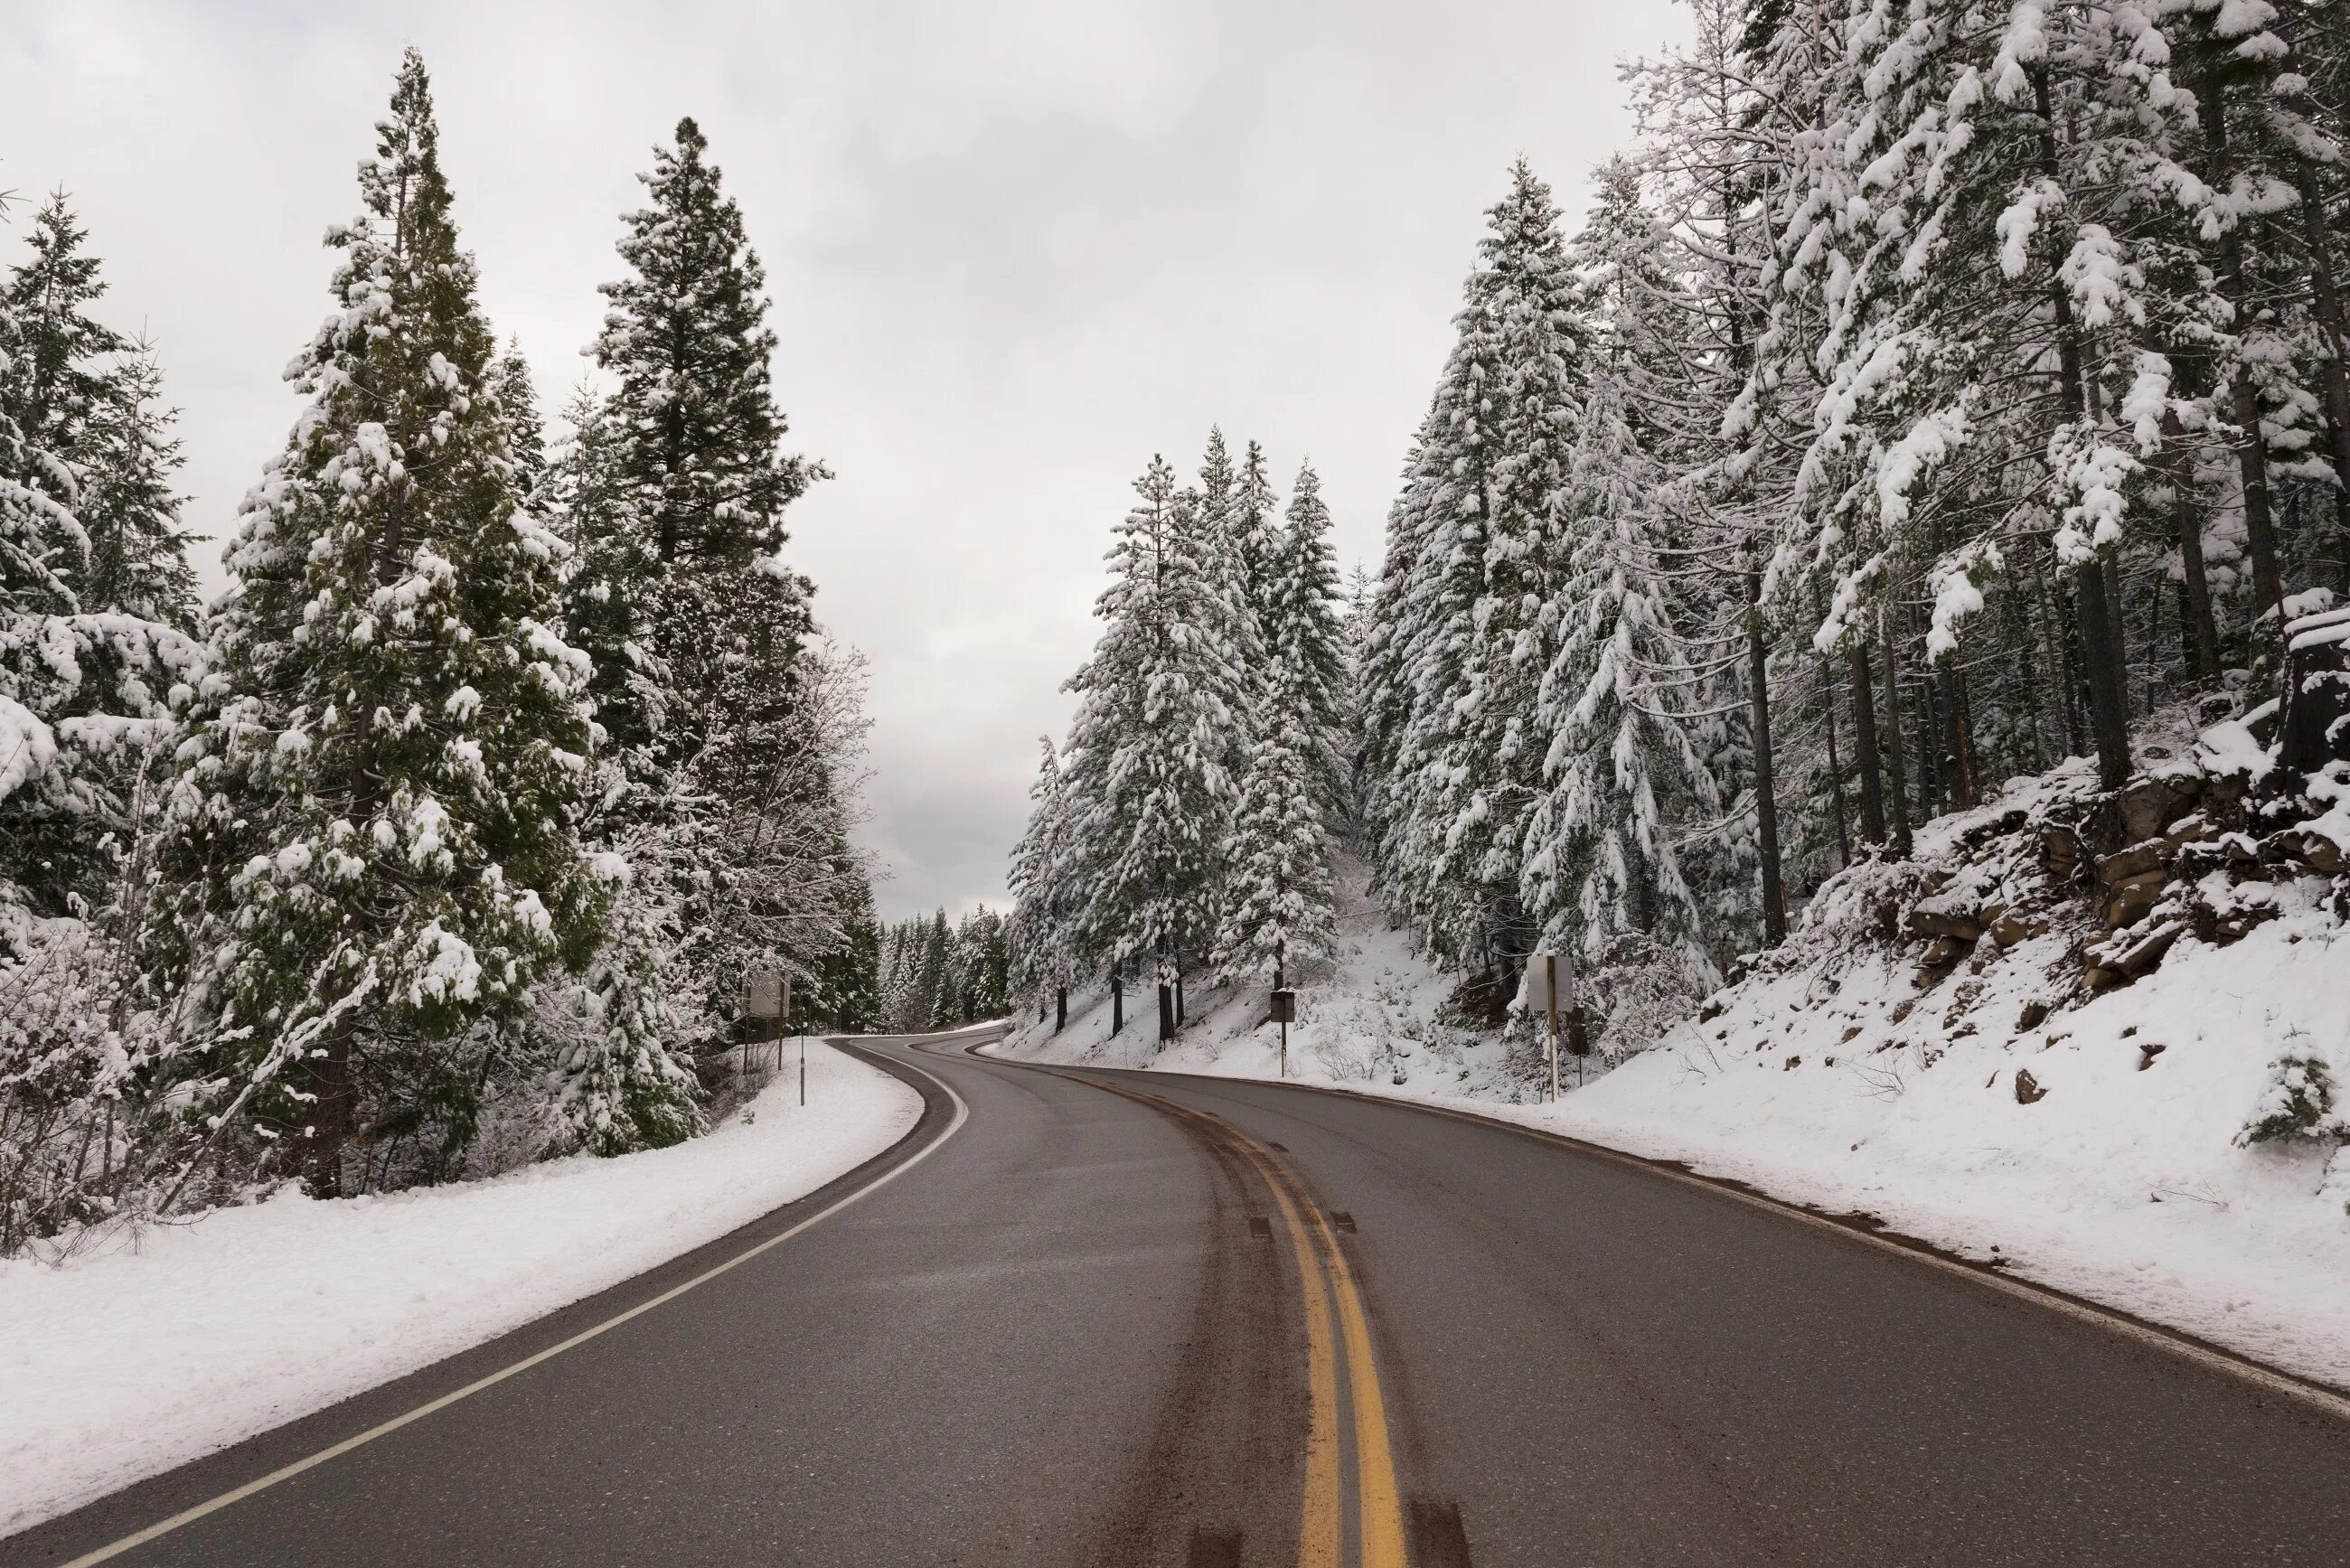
[2015,1067,2047,1104]
[2277,604,2350,774]
[1834,704,2336,1050]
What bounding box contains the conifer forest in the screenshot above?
[0,53,902,1252]
[1010,0,2350,1066]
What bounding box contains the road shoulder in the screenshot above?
[2,1040,955,1561]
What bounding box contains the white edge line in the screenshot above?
[982,1046,2350,1428]
[59,1047,970,1568]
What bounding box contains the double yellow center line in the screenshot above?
[1076,1076,1408,1567]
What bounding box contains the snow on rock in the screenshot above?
[0,1042,919,1536]
[1003,830,2350,1393]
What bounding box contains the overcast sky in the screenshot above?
[3,0,1685,920]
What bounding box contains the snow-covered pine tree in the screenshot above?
[148,51,610,1197]
[1,193,202,917]
[1063,455,1239,1035]
[489,340,545,504]
[2,193,127,491]
[1190,427,1262,852]
[1211,655,1338,986]
[1519,371,1722,1049]
[1273,461,1349,819]
[818,878,883,1031]
[1007,735,1078,1012]
[588,115,821,772]
[77,343,196,630]
[1371,162,1585,1000]
[578,116,861,1050]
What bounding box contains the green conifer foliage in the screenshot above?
[151,51,607,1195]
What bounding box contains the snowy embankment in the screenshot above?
[0,1040,920,1537]
[998,835,2350,1392]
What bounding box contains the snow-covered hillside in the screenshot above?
[0,1042,919,1537]
[999,738,2350,1392]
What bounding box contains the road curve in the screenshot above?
[10,1030,2348,1567]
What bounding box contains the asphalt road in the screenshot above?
[12,1031,2350,1567]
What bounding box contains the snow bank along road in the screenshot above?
[11,1030,2350,1567]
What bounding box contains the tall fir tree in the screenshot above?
[1373,162,1586,995]
[2,193,200,915]
[587,116,820,772]
[1063,455,1239,1025]
[149,51,612,1195]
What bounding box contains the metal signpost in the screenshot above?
[1518,949,1577,1102]
[1270,987,1297,1077]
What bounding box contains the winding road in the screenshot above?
[11,1028,2349,1567]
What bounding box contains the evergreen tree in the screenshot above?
[78,343,196,630]
[1518,374,1721,1042]
[573,117,863,1052]
[822,880,883,1031]
[1212,657,1337,985]
[1372,162,1586,995]
[2,195,200,916]
[149,51,610,1196]
[1272,462,1349,817]
[490,340,545,503]
[2,193,126,490]
[1062,455,1239,1023]
[1007,735,1077,1008]
[588,115,821,769]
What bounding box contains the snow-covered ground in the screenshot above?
[0,1040,921,1537]
[997,847,2350,1393]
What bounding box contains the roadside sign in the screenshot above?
[1517,948,1581,1101]
[1514,949,1574,1015]
[743,969,789,1020]
[1269,988,1297,1024]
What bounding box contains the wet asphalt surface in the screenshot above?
[10,1031,2349,1567]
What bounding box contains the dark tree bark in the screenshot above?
[1821,652,1851,869]
[2164,410,2223,681]
[301,1020,354,1199]
[1915,643,1945,820]
[1849,642,1887,847]
[1942,664,1976,812]
[1111,969,1123,1037]
[1055,986,1067,1034]
[1158,982,1176,1043]
[1745,553,1787,942]
[1878,615,1913,859]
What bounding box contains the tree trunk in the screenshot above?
[2164,410,2223,681]
[1915,643,1944,820]
[1055,986,1067,1034]
[2034,65,2135,788]
[301,1018,354,1199]
[1111,971,1123,1037]
[1878,615,1913,859]
[2201,74,2288,632]
[1174,970,1186,1028]
[1745,554,1786,942]
[1821,653,1851,869]
[1848,643,1887,847]
[2075,563,2134,789]
[1158,982,1176,1043]
[1946,665,1976,812]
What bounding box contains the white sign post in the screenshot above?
[1516,949,1576,1102]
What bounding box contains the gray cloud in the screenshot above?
[3,0,1685,919]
